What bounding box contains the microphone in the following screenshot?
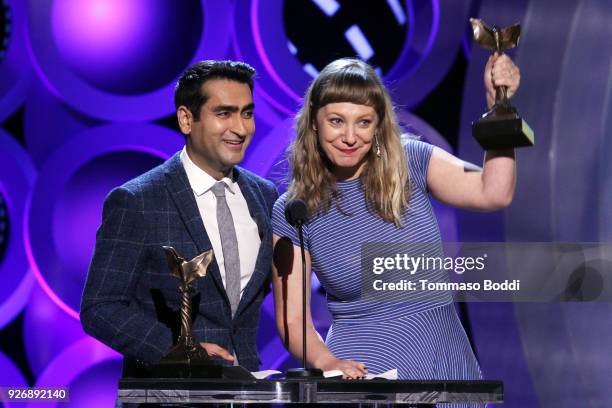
[284,199,308,227]
[283,199,322,378]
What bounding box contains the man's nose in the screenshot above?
[231,116,249,137]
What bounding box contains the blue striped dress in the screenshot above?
[272,139,482,406]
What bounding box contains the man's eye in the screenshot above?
[243,111,254,118]
[217,111,230,117]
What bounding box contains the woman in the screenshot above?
[271,57,518,386]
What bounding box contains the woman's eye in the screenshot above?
[330,118,342,125]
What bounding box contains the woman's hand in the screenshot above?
[484,53,521,109]
[320,358,368,379]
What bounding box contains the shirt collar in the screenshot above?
[180,147,236,197]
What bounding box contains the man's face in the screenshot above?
[178,79,255,179]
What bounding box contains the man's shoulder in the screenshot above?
[235,166,277,197]
[116,154,179,196]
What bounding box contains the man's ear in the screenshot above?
[177,106,193,135]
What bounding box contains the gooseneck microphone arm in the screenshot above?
[296,219,307,369]
[284,199,323,378]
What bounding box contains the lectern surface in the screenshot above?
[119,377,503,406]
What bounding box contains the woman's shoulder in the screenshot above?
[401,135,434,189]
[402,135,434,159]
[272,191,290,214]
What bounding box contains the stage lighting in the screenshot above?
[0,0,10,62]
[283,0,409,77]
[0,195,7,263]
[51,0,202,95]
[27,0,232,121]
[0,0,33,122]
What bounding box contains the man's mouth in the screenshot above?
[223,140,244,146]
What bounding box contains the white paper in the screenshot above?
[251,370,282,379]
[366,368,397,380]
[323,369,344,378]
[323,368,398,380]
[252,368,398,380]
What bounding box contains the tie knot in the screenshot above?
[210,181,227,197]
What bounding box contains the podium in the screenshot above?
[119,377,503,406]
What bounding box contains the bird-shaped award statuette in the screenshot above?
[150,246,223,378]
[470,18,534,150]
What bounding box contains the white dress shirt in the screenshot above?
[180,148,261,296]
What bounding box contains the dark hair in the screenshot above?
[174,60,256,121]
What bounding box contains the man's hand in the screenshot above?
[484,52,521,109]
[200,342,235,362]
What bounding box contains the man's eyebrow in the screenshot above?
[212,103,255,112]
[213,105,239,112]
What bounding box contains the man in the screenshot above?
[80,60,278,374]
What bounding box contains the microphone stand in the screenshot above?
[286,219,323,378]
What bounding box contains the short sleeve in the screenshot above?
[271,193,311,251]
[404,137,434,192]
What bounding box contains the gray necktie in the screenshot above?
[211,181,241,317]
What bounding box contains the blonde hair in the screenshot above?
[287,58,410,225]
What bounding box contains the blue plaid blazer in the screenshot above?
[80,152,278,373]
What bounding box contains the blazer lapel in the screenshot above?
[233,167,271,317]
[163,153,226,294]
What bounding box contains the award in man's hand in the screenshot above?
[150,246,223,378]
[470,18,534,150]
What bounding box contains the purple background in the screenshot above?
[0,0,610,407]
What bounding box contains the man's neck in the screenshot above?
[185,150,232,181]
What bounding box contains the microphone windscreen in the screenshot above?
[284,199,308,227]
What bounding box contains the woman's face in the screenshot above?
[315,102,378,180]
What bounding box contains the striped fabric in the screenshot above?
[272,139,482,406]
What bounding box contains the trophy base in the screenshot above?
[149,342,223,379]
[472,105,534,150]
